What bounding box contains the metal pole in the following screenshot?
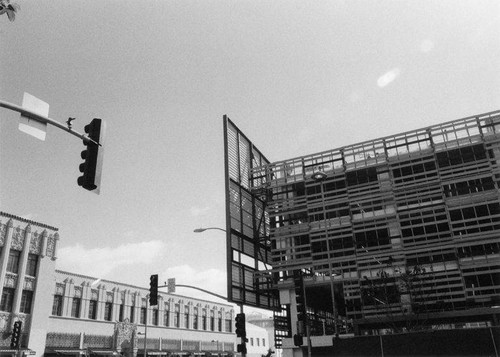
[240,304,246,357]
[144,300,148,357]
[490,327,499,357]
[301,276,311,357]
[0,99,97,145]
[330,264,339,337]
[173,284,228,301]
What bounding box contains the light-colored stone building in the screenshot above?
[0,212,59,357]
[0,212,239,357]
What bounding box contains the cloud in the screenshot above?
[57,240,167,278]
[420,39,434,53]
[377,68,401,88]
[190,205,211,217]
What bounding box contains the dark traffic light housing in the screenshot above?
[293,334,303,347]
[237,343,247,354]
[10,320,22,349]
[235,313,246,338]
[149,274,158,306]
[78,118,105,194]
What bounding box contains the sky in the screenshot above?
[1,0,499,315]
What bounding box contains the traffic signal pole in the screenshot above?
[144,299,148,357]
[239,304,246,357]
[0,99,99,145]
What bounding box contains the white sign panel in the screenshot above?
[19,92,49,141]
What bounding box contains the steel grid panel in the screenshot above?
[223,115,279,311]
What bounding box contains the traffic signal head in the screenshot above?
[235,313,246,338]
[293,334,303,347]
[10,320,22,349]
[237,343,247,354]
[149,274,158,306]
[77,118,105,194]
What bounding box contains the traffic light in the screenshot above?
[149,274,158,306]
[293,270,307,335]
[237,343,247,354]
[77,118,106,194]
[293,334,303,347]
[10,320,22,349]
[235,313,246,338]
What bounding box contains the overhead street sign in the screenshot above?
[167,278,175,293]
[19,92,49,141]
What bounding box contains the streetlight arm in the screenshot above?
[193,227,227,233]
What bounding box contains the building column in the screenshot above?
[51,233,59,261]
[220,308,226,333]
[158,296,165,326]
[12,225,32,314]
[81,282,91,320]
[134,293,141,325]
[97,285,106,320]
[113,288,121,321]
[62,279,75,317]
[123,290,131,322]
[0,219,14,302]
[165,299,172,327]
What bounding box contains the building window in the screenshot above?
[217,311,222,331]
[164,304,170,326]
[119,303,124,322]
[130,306,135,323]
[184,305,190,329]
[210,311,215,331]
[71,298,81,318]
[104,302,113,321]
[174,304,180,328]
[202,309,207,330]
[7,250,21,273]
[257,338,260,346]
[0,288,15,312]
[140,307,146,324]
[193,307,198,329]
[52,295,63,316]
[152,309,159,326]
[250,338,254,346]
[89,300,98,320]
[263,338,265,346]
[26,254,38,277]
[225,319,232,332]
[20,290,33,314]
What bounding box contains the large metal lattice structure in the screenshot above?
[223,116,279,310]
[225,110,500,335]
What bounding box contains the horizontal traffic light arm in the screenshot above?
[173,284,228,301]
[0,99,100,145]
